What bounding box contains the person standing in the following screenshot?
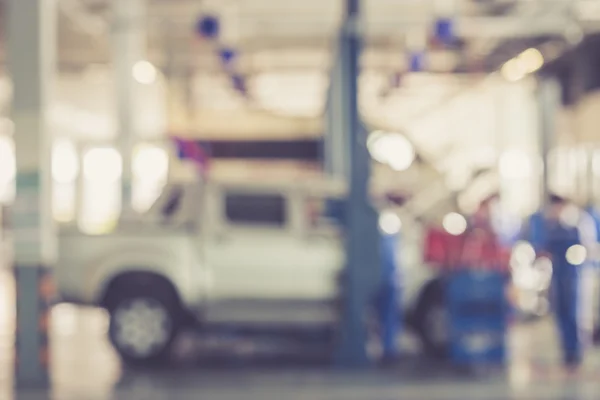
[461,196,511,273]
[583,205,600,345]
[529,195,597,370]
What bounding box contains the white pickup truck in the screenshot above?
[56,178,443,364]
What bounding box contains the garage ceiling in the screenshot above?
[1,0,599,214]
[26,0,587,137]
[0,0,594,144]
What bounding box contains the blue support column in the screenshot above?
[334,0,381,367]
[8,0,57,388]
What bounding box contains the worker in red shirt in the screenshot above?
[460,196,511,272]
[424,196,510,272]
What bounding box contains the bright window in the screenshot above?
[79,147,121,234]
[53,183,76,223]
[0,136,15,204]
[52,139,79,222]
[132,143,169,213]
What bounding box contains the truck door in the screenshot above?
[204,187,341,325]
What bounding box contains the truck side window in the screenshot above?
[224,193,286,227]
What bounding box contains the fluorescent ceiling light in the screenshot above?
[501,58,526,82]
[518,48,544,73]
[133,61,158,85]
[367,131,415,172]
[443,212,467,236]
[250,71,327,118]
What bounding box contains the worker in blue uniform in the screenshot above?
[585,205,600,344]
[528,195,597,369]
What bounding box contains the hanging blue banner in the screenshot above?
[196,15,220,40]
[219,47,237,68]
[434,17,454,45]
[409,52,425,72]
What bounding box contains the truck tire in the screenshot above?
[106,283,184,367]
[413,279,449,359]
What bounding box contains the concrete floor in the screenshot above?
[1,270,600,399]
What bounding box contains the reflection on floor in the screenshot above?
[1,268,600,399]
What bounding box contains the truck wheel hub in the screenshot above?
[113,298,171,357]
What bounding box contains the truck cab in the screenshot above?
[56,177,353,363]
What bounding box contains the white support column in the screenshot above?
[112,0,146,216]
[7,0,57,387]
[537,77,561,208]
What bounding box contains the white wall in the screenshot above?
[570,90,600,204]
[54,70,167,141]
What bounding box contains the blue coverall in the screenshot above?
[585,207,600,341]
[528,210,596,365]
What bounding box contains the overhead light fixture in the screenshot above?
[566,244,586,266]
[501,58,526,82]
[511,241,536,268]
[443,212,467,236]
[518,48,544,74]
[367,131,415,172]
[132,60,158,85]
[379,211,402,235]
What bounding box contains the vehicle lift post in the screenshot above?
[8,0,58,388]
[333,0,382,367]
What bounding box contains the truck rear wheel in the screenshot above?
[106,285,184,367]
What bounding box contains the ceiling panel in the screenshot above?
[1,0,590,204]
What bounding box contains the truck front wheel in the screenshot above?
[106,287,183,367]
[413,279,449,359]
